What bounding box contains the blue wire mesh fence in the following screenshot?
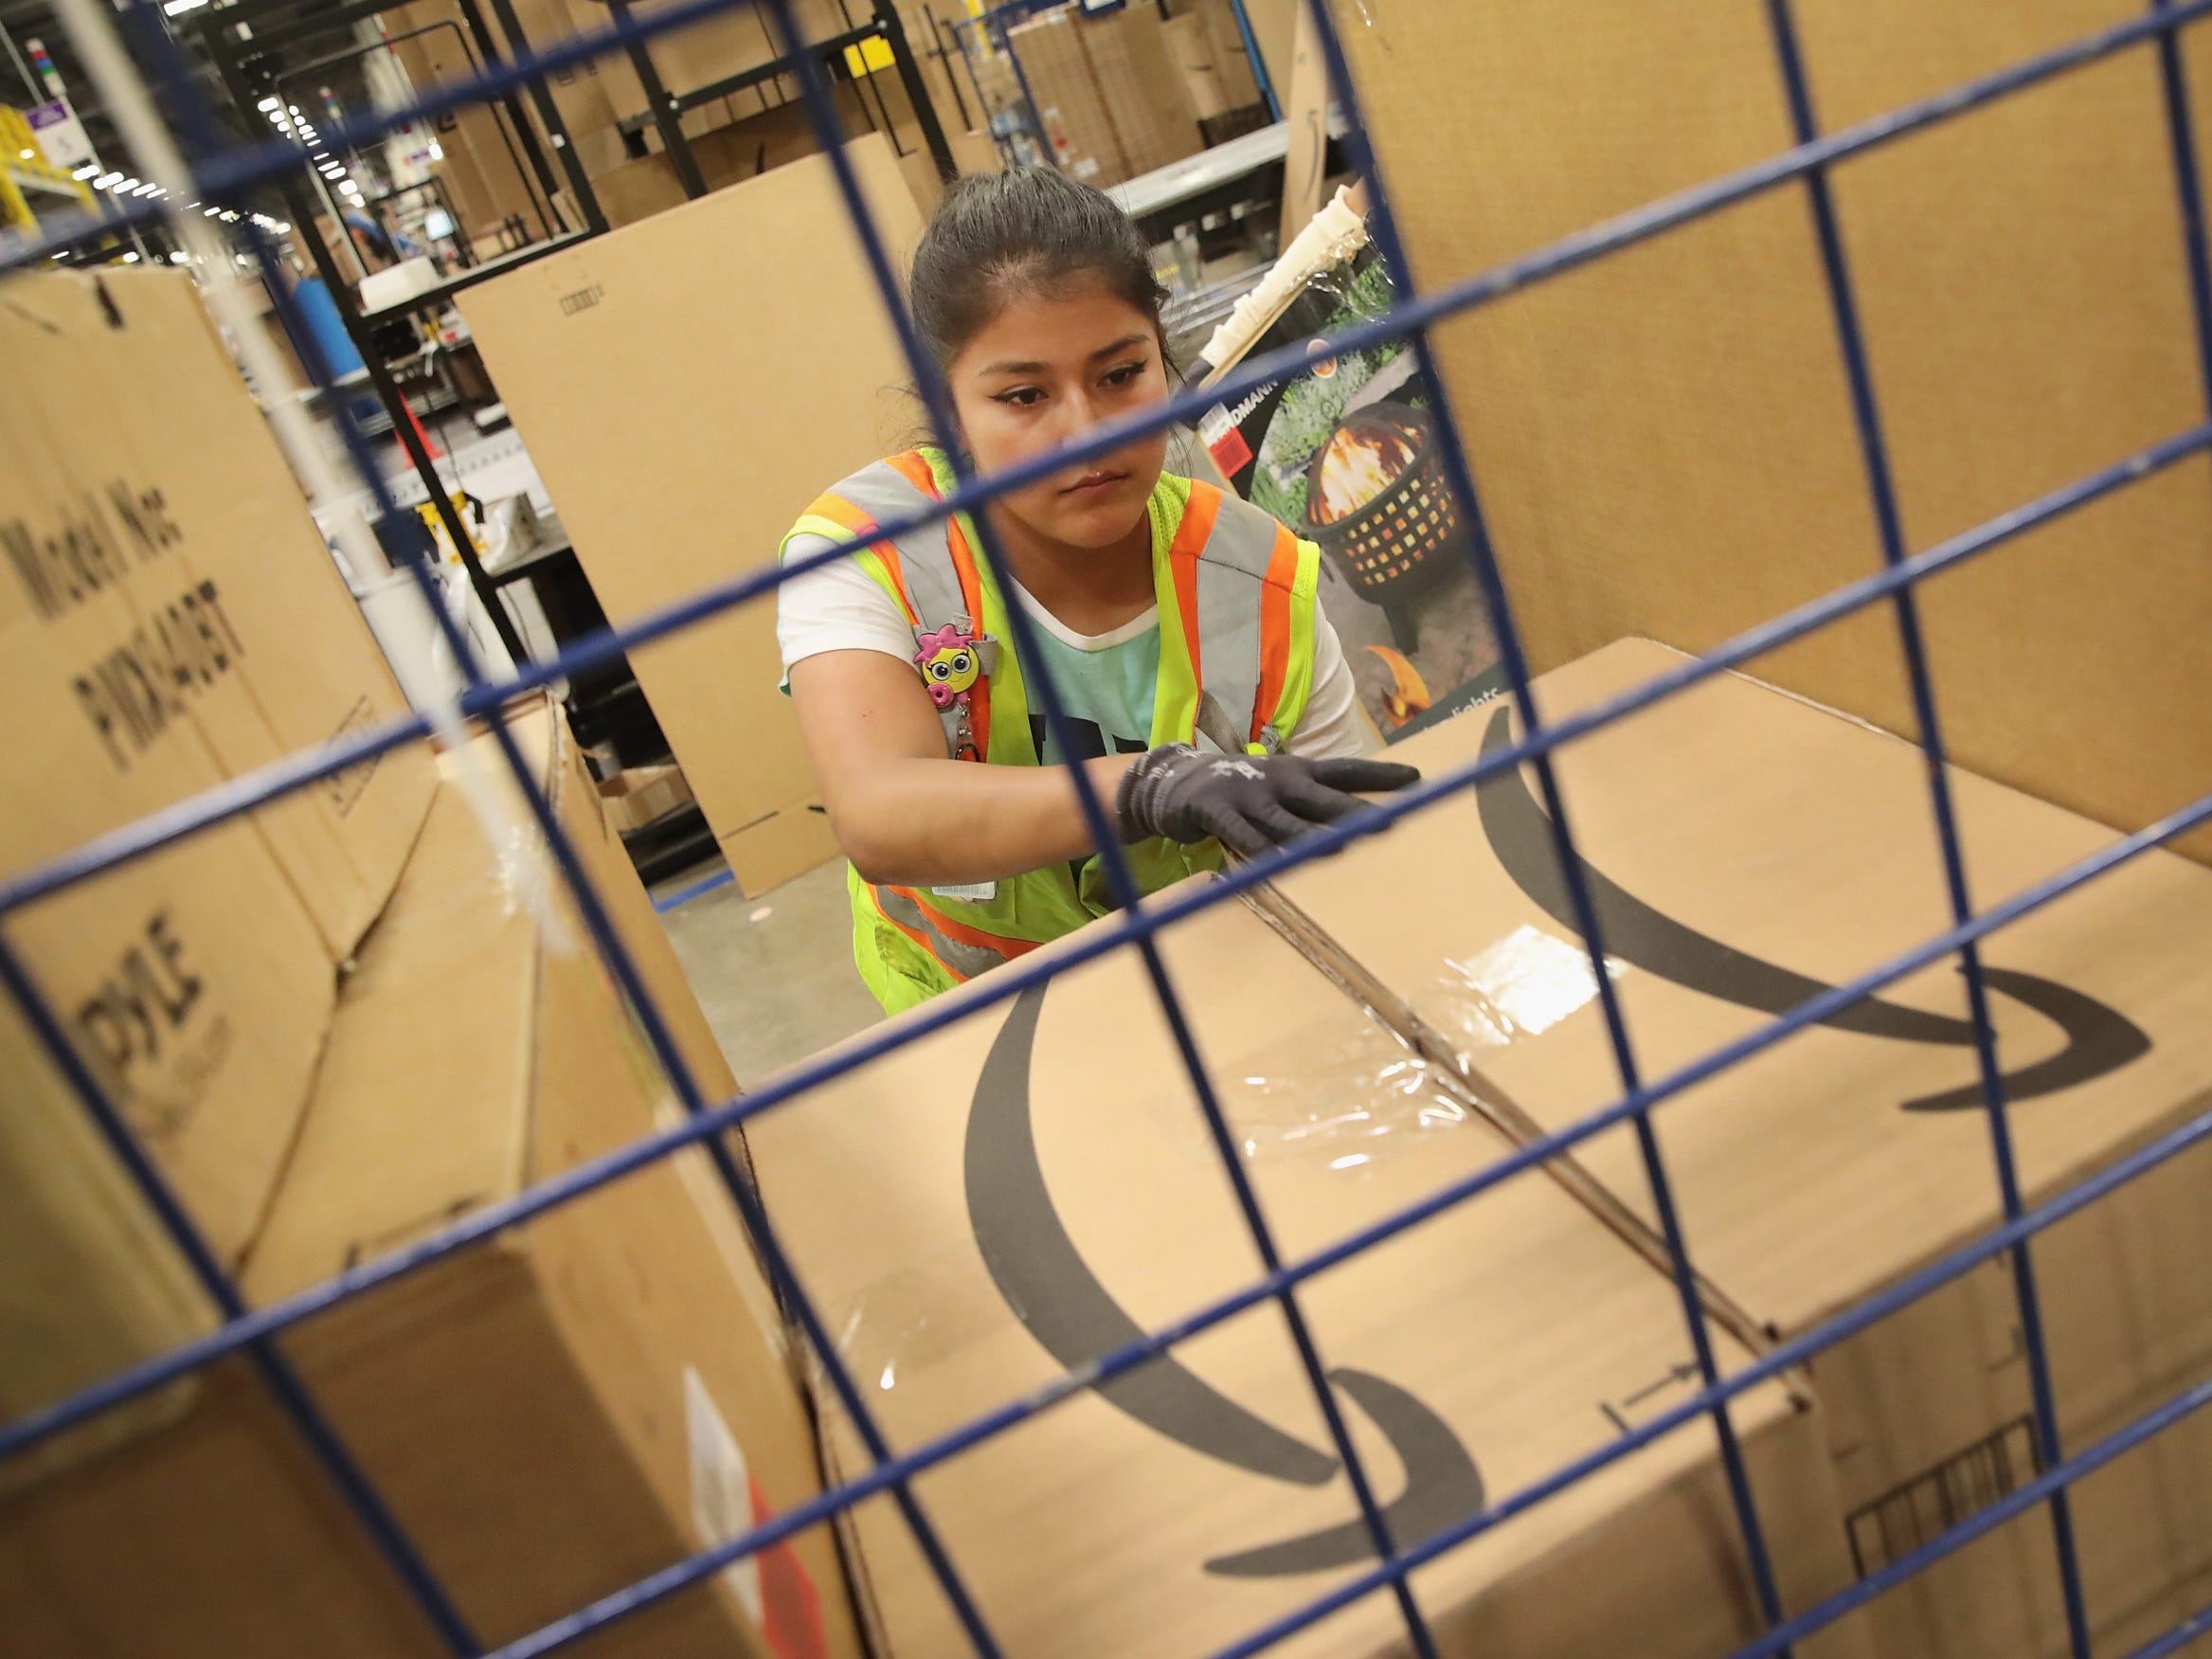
[4,0,2212,1655]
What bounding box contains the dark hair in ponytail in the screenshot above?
[908,166,1170,372]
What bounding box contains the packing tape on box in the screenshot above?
[818,1252,1012,1398]
[1411,924,1624,1060]
[1218,925,1623,1170]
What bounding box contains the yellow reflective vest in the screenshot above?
[783,447,1322,1014]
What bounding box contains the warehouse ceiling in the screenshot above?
[1,0,381,253]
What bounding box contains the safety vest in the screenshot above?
[783,447,1322,1014]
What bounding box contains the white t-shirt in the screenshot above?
[777,543,1371,760]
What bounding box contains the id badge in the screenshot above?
[931,881,998,902]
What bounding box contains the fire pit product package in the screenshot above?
[1196,208,1503,741]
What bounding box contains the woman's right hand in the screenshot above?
[1114,745,1421,859]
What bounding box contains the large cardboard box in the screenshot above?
[1196,0,1264,111]
[747,878,1873,1658]
[593,0,848,109]
[0,707,859,1659]
[1334,1,2212,865]
[461,139,926,896]
[386,4,566,241]
[1007,3,1203,187]
[1259,639,2212,1657]
[899,0,1004,177]
[1082,4,1204,178]
[1234,0,1295,108]
[490,0,638,177]
[588,75,949,233]
[1165,9,1234,120]
[1007,7,1125,184]
[0,271,435,1450]
[0,270,434,962]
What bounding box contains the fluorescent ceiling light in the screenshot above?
[258,97,280,112]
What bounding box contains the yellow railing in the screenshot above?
[0,103,97,233]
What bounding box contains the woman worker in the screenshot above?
[779,168,1419,1014]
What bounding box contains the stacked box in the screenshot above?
[748,869,1873,1659]
[1262,639,2212,1658]
[0,706,856,1659]
[0,270,435,1480]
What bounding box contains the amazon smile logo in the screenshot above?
[963,984,1487,1578]
[1472,708,2149,1111]
[956,712,2149,1580]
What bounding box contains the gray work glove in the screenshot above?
[1115,744,1422,859]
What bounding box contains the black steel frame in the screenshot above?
[190,0,950,671]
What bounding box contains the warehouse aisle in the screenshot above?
[654,859,883,1085]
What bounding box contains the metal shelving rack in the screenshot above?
[8,1,2212,1657]
[183,0,952,668]
[604,0,952,190]
[951,0,1280,174]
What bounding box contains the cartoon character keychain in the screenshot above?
[913,618,998,761]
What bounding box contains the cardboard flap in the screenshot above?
[0,271,434,960]
[241,717,561,1303]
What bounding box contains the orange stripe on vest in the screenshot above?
[866,885,967,983]
[1253,524,1301,742]
[1169,482,1222,687]
[809,489,917,626]
[887,886,1041,961]
[885,451,943,498]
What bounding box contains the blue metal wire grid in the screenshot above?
[3,1,2211,1656]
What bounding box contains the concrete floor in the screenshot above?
[651,857,883,1086]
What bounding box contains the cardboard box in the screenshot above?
[590,79,945,232]
[0,270,435,1446]
[1164,10,1233,120]
[1,270,434,961]
[1232,0,1294,109]
[1081,4,1203,179]
[0,995,212,1493]
[0,706,857,1659]
[1196,0,1263,111]
[1007,8,1125,184]
[747,877,1872,1658]
[385,7,564,241]
[531,697,745,1128]
[1006,3,1201,188]
[1257,639,2212,1657]
[592,0,846,108]
[490,0,638,176]
[898,0,1004,177]
[602,761,697,834]
[1335,1,2212,866]
[461,139,926,896]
